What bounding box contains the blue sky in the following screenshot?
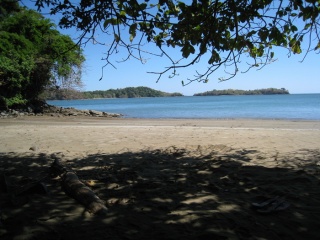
[80,40,320,95]
[23,1,320,95]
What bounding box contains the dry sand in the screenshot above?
[1,116,320,239]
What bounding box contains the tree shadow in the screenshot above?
[1,145,320,240]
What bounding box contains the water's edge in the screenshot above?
[47,94,320,120]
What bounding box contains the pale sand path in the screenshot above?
[1,117,319,156]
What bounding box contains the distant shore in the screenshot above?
[44,87,289,100]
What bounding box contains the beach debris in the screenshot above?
[0,173,9,193]
[29,146,38,151]
[251,196,280,208]
[0,208,7,237]
[1,172,49,207]
[14,182,48,196]
[251,196,290,214]
[51,158,108,215]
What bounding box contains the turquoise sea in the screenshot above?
[47,94,320,120]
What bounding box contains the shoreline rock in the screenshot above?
[0,105,123,118]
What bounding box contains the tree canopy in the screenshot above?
[34,0,320,84]
[0,1,85,109]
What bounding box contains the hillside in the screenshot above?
[193,88,289,96]
[44,87,183,100]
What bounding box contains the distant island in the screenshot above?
[193,88,289,96]
[43,87,289,100]
[43,87,183,100]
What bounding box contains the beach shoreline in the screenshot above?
[1,116,320,239]
[1,115,320,126]
[1,116,319,154]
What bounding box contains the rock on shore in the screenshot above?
[0,104,122,118]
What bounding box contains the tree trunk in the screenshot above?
[51,159,108,215]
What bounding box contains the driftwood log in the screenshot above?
[51,159,108,215]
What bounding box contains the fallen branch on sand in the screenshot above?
[51,158,108,215]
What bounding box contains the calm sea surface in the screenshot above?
[47,94,320,120]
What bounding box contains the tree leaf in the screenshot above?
[140,3,147,10]
[114,33,120,43]
[103,19,112,29]
[181,44,195,58]
[304,23,311,30]
[292,42,302,54]
[129,23,137,42]
[291,25,298,32]
[270,51,274,58]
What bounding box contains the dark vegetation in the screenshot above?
[0,1,84,111]
[43,87,183,100]
[43,87,289,100]
[194,88,290,96]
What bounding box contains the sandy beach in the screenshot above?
[1,116,320,239]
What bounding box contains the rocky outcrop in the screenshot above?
[0,104,122,118]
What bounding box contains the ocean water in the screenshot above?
[47,94,320,120]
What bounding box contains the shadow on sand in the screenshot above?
[1,145,320,240]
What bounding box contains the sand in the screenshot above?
[1,116,320,239]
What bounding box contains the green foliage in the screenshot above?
[43,87,183,100]
[41,88,85,100]
[0,31,35,108]
[0,0,20,21]
[35,0,320,83]
[0,4,84,109]
[83,87,183,99]
[194,88,290,96]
